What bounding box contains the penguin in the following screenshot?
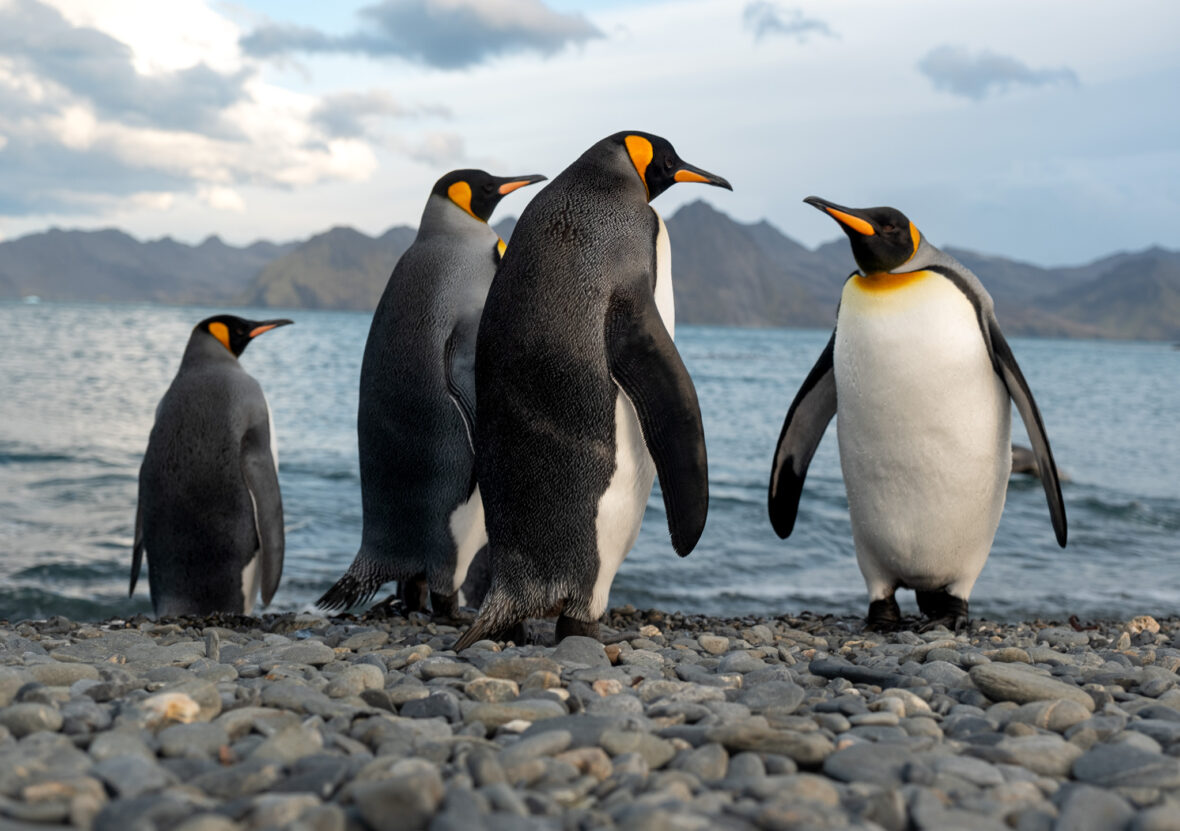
[769,198,1067,631]
[453,132,731,650]
[131,314,292,616]
[317,169,546,617]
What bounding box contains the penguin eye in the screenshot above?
[664,157,676,170]
[880,224,896,234]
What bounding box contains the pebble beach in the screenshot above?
[1,608,1179,831]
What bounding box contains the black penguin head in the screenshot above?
[431,169,547,223]
[613,131,732,202]
[804,196,922,274]
[196,315,293,358]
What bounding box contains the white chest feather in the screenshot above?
[834,272,1011,596]
[448,485,488,594]
[589,209,675,617]
[653,211,675,336]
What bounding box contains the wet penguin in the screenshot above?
[131,314,292,616]
[317,170,546,616]
[768,198,1067,631]
[454,132,731,649]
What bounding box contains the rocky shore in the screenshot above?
[1,608,1179,831]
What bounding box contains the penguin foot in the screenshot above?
[369,594,408,618]
[490,621,529,646]
[916,590,969,633]
[398,575,429,613]
[429,591,457,619]
[555,615,600,643]
[865,597,902,632]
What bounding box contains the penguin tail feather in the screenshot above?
[316,571,380,613]
[453,587,520,651]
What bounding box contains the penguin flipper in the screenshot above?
[241,427,285,606]
[444,321,479,496]
[444,324,477,448]
[605,287,708,557]
[768,331,837,539]
[129,500,144,596]
[985,315,1068,547]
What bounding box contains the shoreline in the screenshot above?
[1,608,1178,830]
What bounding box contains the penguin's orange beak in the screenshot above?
[673,162,732,190]
[497,174,546,195]
[804,196,876,237]
[249,319,294,338]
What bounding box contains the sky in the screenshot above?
[0,0,1177,266]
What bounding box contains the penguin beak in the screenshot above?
[248,319,294,338]
[495,174,547,196]
[804,196,876,237]
[673,162,732,191]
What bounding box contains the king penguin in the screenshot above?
[131,314,292,616]
[769,198,1067,631]
[317,169,546,617]
[454,132,731,650]
[769,200,1066,627]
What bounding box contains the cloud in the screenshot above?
[0,0,248,136]
[742,2,834,43]
[311,91,451,139]
[241,0,603,69]
[0,0,452,219]
[918,45,1079,100]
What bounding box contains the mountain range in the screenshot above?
[2,201,1177,340]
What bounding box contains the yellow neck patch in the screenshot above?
[624,135,653,197]
[446,181,481,221]
[496,237,507,258]
[208,321,232,352]
[853,269,930,293]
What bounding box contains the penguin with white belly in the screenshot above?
[131,314,292,616]
[317,169,546,617]
[453,132,731,650]
[769,198,1067,631]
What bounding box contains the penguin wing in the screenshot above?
[129,500,144,596]
[444,321,478,455]
[241,421,285,605]
[605,286,708,557]
[985,314,1068,547]
[768,331,837,539]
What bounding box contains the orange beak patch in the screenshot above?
[249,324,279,338]
[673,169,711,184]
[825,207,875,237]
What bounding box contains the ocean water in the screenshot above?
[0,301,1176,623]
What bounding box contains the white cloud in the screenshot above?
[52,104,98,149]
[0,0,448,220]
[49,0,243,75]
[198,184,245,211]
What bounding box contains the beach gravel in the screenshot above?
[0,608,1177,829]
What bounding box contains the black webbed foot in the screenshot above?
[398,575,429,613]
[555,615,600,643]
[865,596,902,632]
[916,590,969,633]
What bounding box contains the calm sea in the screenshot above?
[0,301,1176,622]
